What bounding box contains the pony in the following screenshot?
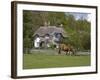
[58,43,75,55]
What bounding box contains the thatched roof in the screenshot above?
[33,26,68,37]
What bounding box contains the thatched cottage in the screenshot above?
[33,26,67,48]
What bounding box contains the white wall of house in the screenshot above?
[34,37,41,48]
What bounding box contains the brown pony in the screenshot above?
[58,44,75,55]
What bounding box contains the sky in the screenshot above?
[68,12,91,22]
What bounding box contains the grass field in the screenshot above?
[23,51,90,69]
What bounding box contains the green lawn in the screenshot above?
[23,53,90,69]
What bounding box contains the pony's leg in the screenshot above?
[58,48,61,54]
[66,50,69,55]
[68,50,72,56]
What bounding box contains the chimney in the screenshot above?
[48,21,50,26]
[44,21,48,26]
[44,21,50,27]
[60,24,63,27]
